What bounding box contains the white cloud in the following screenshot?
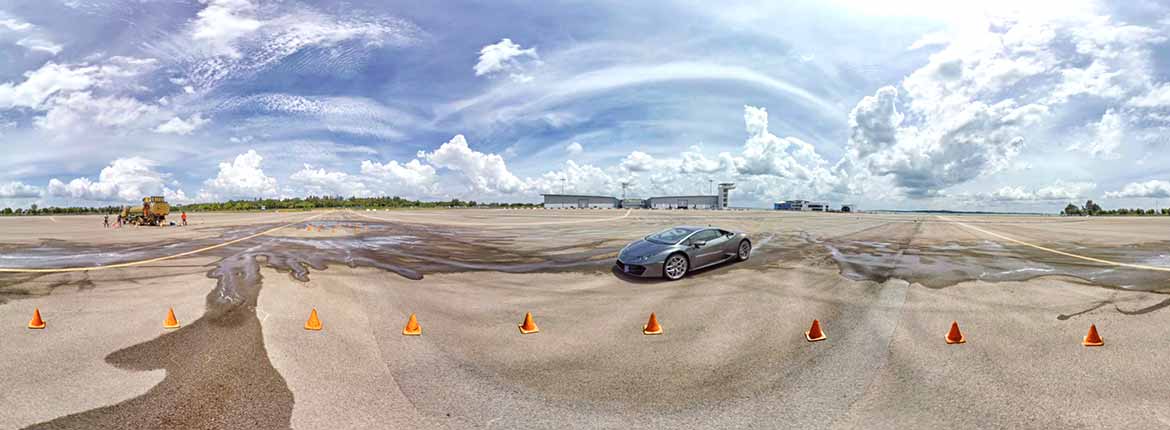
[0,13,62,55]
[1129,84,1170,108]
[474,38,539,82]
[565,141,583,156]
[530,160,620,196]
[419,134,526,194]
[0,18,34,32]
[1105,180,1170,199]
[0,181,42,198]
[174,2,419,91]
[735,105,834,183]
[620,151,656,172]
[1070,109,1123,159]
[46,157,183,202]
[360,158,437,194]
[189,0,264,58]
[0,62,100,109]
[154,113,210,135]
[16,37,63,55]
[199,150,278,200]
[835,11,1170,198]
[36,91,157,131]
[907,31,950,50]
[984,181,1096,201]
[289,164,370,197]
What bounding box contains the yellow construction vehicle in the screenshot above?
[121,196,171,226]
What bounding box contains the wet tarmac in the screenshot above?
[4,211,1170,428]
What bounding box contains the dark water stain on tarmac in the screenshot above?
[823,238,1170,292]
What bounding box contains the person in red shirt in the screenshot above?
[181,211,188,226]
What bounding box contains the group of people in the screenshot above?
[102,211,188,228]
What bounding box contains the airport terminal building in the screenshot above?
[541,194,620,209]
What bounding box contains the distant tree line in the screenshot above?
[1063,200,1170,216]
[0,196,541,216]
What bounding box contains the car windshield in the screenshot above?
[645,227,697,244]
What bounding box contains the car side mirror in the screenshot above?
[692,241,706,248]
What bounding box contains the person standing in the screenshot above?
[104,214,110,228]
[181,211,188,226]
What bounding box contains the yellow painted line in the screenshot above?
[939,215,1170,273]
[353,209,632,227]
[0,212,327,273]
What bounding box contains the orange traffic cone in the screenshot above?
[945,321,965,344]
[1083,324,1103,347]
[643,312,663,335]
[805,319,826,342]
[28,308,46,329]
[305,308,322,331]
[518,312,539,334]
[403,313,421,336]
[163,308,181,329]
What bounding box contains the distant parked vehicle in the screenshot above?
[615,226,751,280]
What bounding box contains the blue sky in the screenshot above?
[1,0,1169,210]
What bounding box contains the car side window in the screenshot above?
[689,229,718,243]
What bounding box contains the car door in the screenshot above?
[688,229,725,267]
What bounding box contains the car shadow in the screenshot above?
[612,257,746,284]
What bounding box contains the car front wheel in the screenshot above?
[737,240,751,261]
[663,253,689,280]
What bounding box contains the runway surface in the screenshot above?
[2,209,1170,429]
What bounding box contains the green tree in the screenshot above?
[1063,203,1081,216]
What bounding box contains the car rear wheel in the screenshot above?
[737,240,751,261]
[663,253,688,281]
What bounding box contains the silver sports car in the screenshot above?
[615,226,751,280]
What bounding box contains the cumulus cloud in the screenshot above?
[289,164,370,197]
[189,0,264,58]
[474,38,539,82]
[983,181,1096,201]
[0,181,42,198]
[154,113,210,135]
[620,151,656,172]
[360,158,438,195]
[1070,110,1123,159]
[0,62,101,110]
[734,105,834,183]
[199,150,278,200]
[37,91,157,131]
[835,13,1170,198]
[46,157,185,202]
[419,134,526,194]
[565,141,583,156]
[1105,180,1170,199]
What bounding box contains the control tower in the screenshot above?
[717,183,736,210]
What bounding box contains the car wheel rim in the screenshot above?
[739,242,750,259]
[665,256,687,279]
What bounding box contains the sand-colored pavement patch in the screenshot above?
[259,268,428,429]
